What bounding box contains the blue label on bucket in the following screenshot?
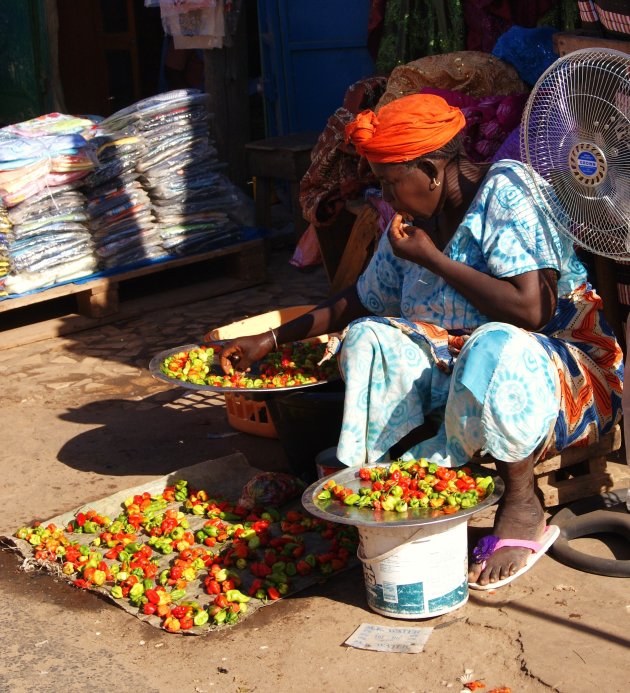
[367,581,424,614]
[366,579,468,617]
[428,581,468,613]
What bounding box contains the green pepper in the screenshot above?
[261,508,280,522]
[110,585,123,599]
[92,570,107,586]
[225,589,250,603]
[213,609,227,624]
[380,496,396,512]
[220,512,241,521]
[129,583,145,600]
[193,610,209,626]
[247,535,261,550]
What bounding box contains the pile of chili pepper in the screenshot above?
[317,459,495,515]
[14,478,358,633]
[159,341,338,389]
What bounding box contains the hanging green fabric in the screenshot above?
[375,0,465,75]
[538,0,580,32]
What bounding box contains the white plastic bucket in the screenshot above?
[315,446,347,479]
[357,518,468,619]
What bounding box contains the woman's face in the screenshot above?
[370,160,445,221]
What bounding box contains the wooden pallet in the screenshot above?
[534,425,622,507]
[0,239,266,350]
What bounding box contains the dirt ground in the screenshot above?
[1,248,629,693]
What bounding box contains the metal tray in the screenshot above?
[302,463,504,528]
[149,343,339,395]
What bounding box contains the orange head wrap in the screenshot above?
[344,93,466,163]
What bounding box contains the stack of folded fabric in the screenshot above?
[82,130,161,270]
[122,89,242,256]
[0,205,11,296]
[0,116,98,294]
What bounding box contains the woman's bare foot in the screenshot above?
[468,456,546,587]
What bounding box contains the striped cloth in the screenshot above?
[578,1,630,37]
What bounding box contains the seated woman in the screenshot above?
[212,94,623,589]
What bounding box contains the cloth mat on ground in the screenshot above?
[2,453,359,636]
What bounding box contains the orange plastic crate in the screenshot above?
[224,392,278,438]
[211,305,325,439]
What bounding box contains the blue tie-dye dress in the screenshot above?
[335,160,623,467]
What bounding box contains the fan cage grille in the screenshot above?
[521,48,630,259]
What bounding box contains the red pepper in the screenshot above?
[221,578,236,593]
[145,589,161,605]
[214,594,229,609]
[249,561,275,577]
[248,579,264,596]
[296,560,312,576]
[179,615,194,630]
[284,510,303,523]
[171,605,190,620]
[205,578,221,595]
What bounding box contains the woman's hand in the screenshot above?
[388,214,439,267]
[205,332,275,374]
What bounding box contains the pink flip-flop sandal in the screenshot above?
[468,524,560,591]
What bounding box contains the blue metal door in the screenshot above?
[258,0,375,136]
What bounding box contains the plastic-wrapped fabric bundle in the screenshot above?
[0,126,96,208]
[82,132,163,270]
[4,254,97,295]
[4,112,97,139]
[0,205,11,295]
[0,117,98,294]
[2,184,97,293]
[129,90,242,256]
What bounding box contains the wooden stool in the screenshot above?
[534,424,622,507]
[245,132,319,238]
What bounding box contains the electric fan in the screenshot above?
[521,47,630,513]
[520,47,630,259]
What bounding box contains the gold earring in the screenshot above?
[430,177,441,191]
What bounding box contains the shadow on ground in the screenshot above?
[56,389,289,476]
